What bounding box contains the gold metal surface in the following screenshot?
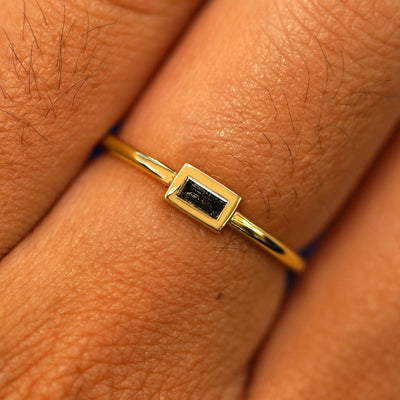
[101,134,175,186]
[101,134,306,272]
[165,163,241,231]
[229,212,305,273]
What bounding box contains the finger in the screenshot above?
[0,0,203,257]
[248,128,400,400]
[1,0,400,398]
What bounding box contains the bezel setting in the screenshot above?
[165,163,241,231]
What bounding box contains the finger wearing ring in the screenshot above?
[101,134,305,272]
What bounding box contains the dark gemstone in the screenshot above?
[177,177,227,219]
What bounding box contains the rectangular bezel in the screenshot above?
[165,163,241,231]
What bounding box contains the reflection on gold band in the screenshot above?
[229,212,305,272]
[102,135,175,186]
[101,134,305,273]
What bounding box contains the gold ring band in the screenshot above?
[101,134,305,273]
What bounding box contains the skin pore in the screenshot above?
[0,0,399,398]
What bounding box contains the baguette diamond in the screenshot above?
[177,177,227,219]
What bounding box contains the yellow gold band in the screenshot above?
[101,134,305,273]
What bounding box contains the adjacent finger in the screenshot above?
[0,0,203,257]
[1,0,400,398]
[248,128,400,400]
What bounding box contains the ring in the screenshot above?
[101,134,305,272]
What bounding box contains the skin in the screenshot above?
[249,130,400,400]
[0,0,399,398]
[0,0,204,257]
